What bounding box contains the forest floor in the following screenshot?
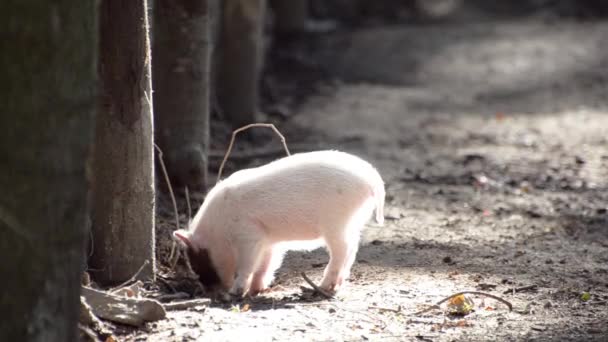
[119,3,607,341]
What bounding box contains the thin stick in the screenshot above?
[284,302,335,307]
[503,284,537,295]
[163,298,212,311]
[208,142,322,159]
[413,304,441,316]
[78,324,99,342]
[154,143,180,233]
[300,272,333,299]
[184,186,192,225]
[216,123,291,183]
[109,260,150,292]
[414,291,513,315]
[154,143,182,267]
[0,205,32,242]
[369,305,402,313]
[155,292,190,302]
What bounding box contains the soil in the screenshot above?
[118,2,608,341]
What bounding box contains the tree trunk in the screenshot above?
[153,0,213,190]
[271,0,308,33]
[217,0,267,128]
[90,0,156,285]
[0,2,96,341]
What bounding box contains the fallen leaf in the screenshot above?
[447,294,474,316]
[455,319,471,327]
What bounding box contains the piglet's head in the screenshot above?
[173,229,223,292]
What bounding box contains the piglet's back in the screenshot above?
[221,151,384,240]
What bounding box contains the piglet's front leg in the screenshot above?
[228,231,267,297]
[229,273,253,298]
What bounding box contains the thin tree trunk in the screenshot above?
[153,0,212,190]
[90,0,156,285]
[0,2,96,341]
[217,0,267,128]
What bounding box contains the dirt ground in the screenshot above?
[120,3,607,341]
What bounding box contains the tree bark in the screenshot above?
[217,0,267,128]
[153,0,213,190]
[90,0,156,285]
[0,1,96,341]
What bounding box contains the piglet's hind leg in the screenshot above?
[320,236,350,293]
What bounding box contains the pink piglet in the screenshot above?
[173,150,385,297]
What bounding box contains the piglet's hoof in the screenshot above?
[228,286,247,299]
[214,291,243,303]
[249,286,277,296]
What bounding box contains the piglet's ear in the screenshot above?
[173,229,193,249]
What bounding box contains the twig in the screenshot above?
[109,260,150,292]
[163,298,211,311]
[0,205,33,242]
[155,276,178,293]
[216,123,291,183]
[153,143,181,268]
[369,305,402,313]
[185,186,192,225]
[283,302,335,307]
[415,291,513,315]
[413,304,441,316]
[300,272,333,299]
[78,324,99,342]
[503,284,537,295]
[154,292,191,302]
[208,142,322,160]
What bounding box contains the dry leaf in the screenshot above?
[455,319,471,327]
[447,294,474,316]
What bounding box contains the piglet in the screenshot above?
[173,150,385,297]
